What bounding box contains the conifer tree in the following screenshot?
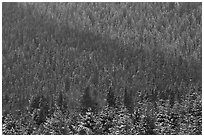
[124,88,134,114]
[81,86,97,114]
[107,84,116,108]
[65,76,70,92]
[57,91,63,109]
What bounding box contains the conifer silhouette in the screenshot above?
[107,83,116,108]
[124,88,134,114]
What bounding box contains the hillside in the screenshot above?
[2,2,202,135]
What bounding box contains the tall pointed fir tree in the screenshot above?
[57,90,68,114]
[81,85,97,114]
[65,76,70,92]
[57,91,63,109]
[107,83,116,108]
[124,88,134,114]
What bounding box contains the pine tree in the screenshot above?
[169,91,175,108]
[107,85,116,108]
[92,69,99,86]
[3,93,9,105]
[81,86,97,114]
[47,96,55,118]
[124,88,134,114]
[29,94,49,125]
[65,76,70,92]
[57,91,63,108]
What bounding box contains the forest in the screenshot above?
[2,2,202,135]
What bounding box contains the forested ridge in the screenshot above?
[2,2,202,135]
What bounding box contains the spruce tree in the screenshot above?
[81,86,97,114]
[124,88,134,114]
[65,76,70,92]
[107,85,116,108]
[29,94,49,125]
[57,91,63,109]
